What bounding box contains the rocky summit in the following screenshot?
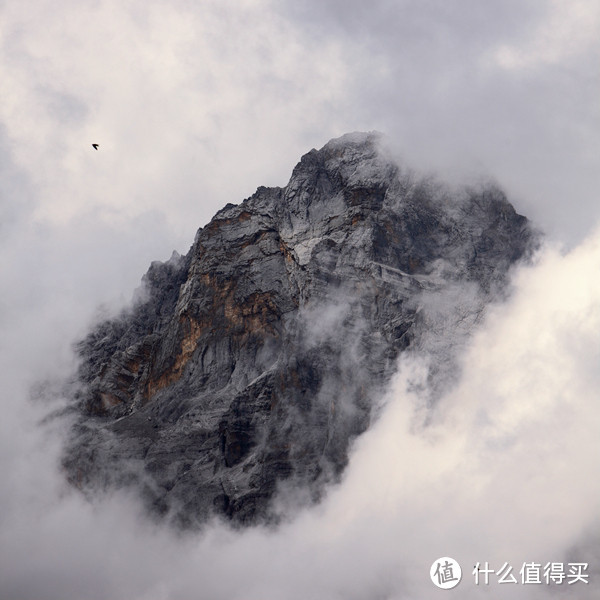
[64,132,535,527]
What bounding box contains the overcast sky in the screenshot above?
[1,1,599,599]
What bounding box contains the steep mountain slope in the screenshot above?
[64,132,535,527]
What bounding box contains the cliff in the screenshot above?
[64,132,535,527]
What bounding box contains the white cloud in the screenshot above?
[493,0,600,71]
[1,0,599,245]
[0,0,348,236]
[1,1,599,598]
[2,223,600,599]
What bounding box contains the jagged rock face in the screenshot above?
[65,132,535,527]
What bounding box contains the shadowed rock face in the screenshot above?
[64,132,535,527]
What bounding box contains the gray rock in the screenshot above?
[63,132,536,527]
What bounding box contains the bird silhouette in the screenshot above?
[92,144,99,150]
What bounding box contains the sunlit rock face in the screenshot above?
[64,132,535,527]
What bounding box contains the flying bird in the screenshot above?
[92,144,99,150]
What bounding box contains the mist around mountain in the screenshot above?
[1,0,599,596]
[1,134,598,600]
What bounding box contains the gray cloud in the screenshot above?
[278,0,600,244]
[0,0,599,598]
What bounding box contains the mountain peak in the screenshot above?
[319,130,384,163]
[64,134,535,528]
[287,130,392,197]
[298,131,383,164]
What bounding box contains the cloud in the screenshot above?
[276,0,600,244]
[493,0,600,70]
[0,0,349,240]
[2,229,600,600]
[0,1,599,598]
[1,0,599,244]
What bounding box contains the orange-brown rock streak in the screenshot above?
[146,315,205,399]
